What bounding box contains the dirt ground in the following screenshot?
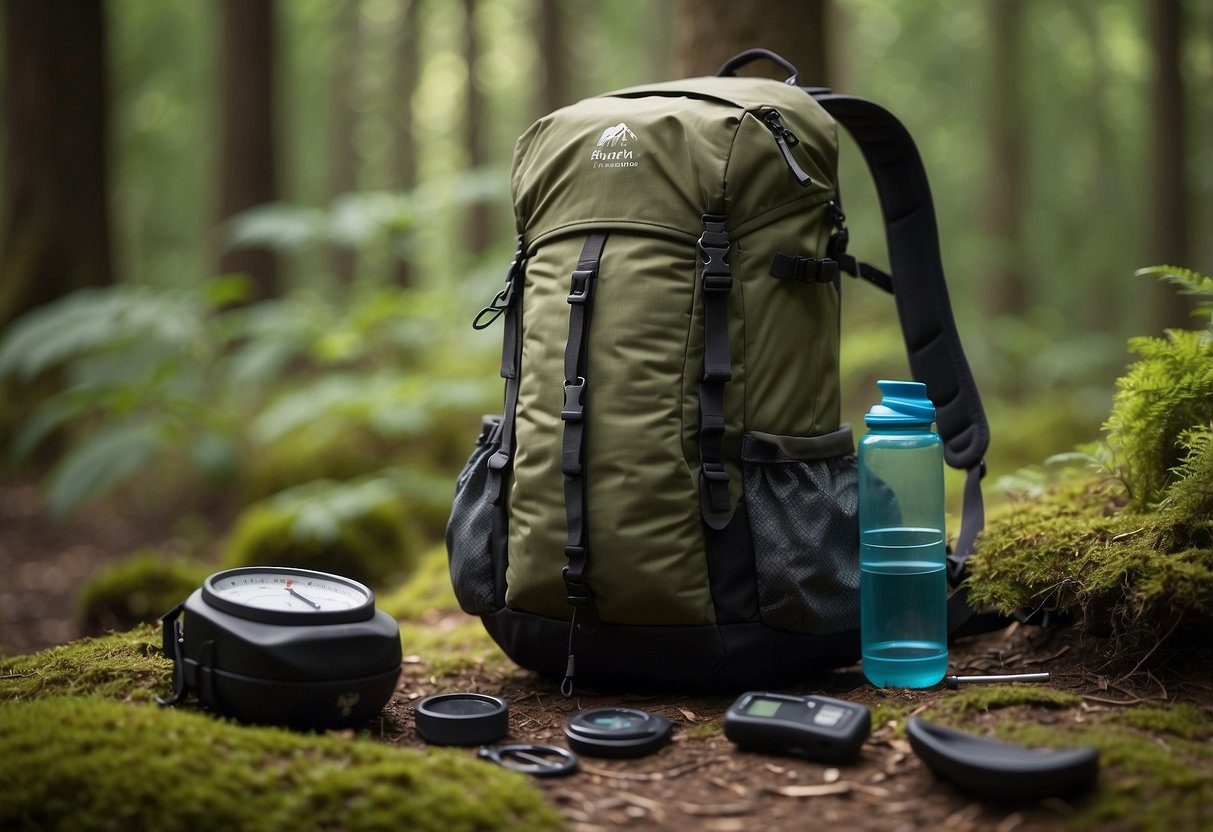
[385,617,1200,832]
[4,478,1211,831]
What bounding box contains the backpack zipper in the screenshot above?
[761,110,813,188]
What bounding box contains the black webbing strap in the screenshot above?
[810,92,991,634]
[486,237,526,504]
[560,232,608,631]
[697,215,734,529]
[770,252,839,284]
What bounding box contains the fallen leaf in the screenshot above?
[677,706,698,722]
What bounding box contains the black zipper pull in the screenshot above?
[473,235,525,330]
[762,110,813,188]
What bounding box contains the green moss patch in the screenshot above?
[932,685,1081,718]
[398,619,507,677]
[968,476,1213,636]
[77,551,211,633]
[0,697,562,832]
[379,545,460,621]
[0,625,169,703]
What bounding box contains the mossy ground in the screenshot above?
[0,697,562,832]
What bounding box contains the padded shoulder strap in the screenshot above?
[812,92,988,474]
[811,93,991,631]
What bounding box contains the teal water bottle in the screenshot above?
[859,380,947,688]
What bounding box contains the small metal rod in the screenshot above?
[944,672,1051,689]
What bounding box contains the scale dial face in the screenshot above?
[201,567,375,625]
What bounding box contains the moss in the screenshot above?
[223,482,421,590]
[76,551,211,634]
[398,620,507,678]
[0,697,563,832]
[990,710,1213,832]
[968,475,1213,636]
[0,625,169,703]
[1106,703,1212,742]
[378,545,460,621]
[932,685,1081,718]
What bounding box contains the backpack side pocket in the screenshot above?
[742,426,859,634]
[445,415,504,615]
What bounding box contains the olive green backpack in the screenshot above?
[447,49,990,693]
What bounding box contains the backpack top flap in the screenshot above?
[511,76,839,247]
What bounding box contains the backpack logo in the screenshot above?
[591,123,639,169]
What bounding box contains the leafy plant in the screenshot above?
[971,267,1213,647]
[0,278,498,520]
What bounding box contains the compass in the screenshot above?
[159,566,402,729]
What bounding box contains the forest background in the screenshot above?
[0,0,1211,654]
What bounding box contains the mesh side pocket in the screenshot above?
[445,415,503,615]
[742,428,859,634]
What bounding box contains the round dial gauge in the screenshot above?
[201,567,375,625]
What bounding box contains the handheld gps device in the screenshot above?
[724,692,871,763]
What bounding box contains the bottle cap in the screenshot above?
[865,380,935,426]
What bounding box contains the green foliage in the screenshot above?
[972,269,1213,641]
[0,697,562,832]
[222,480,421,590]
[0,279,497,521]
[77,552,211,634]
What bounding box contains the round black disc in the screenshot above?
[415,693,509,746]
[564,707,672,758]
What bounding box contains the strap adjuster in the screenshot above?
[486,449,510,472]
[701,460,728,482]
[567,269,596,304]
[561,378,586,421]
[703,274,733,293]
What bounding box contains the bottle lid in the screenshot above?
[865,380,936,426]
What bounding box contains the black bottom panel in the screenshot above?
[481,608,859,692]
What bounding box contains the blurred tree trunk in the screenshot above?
[392,0,420,285]
[538,0,569,115]
[0,0,112,329]
[979,0,1029,320]
[218,0,279,300]
[1149,0,1192,330]
[673,0,831,86]
[463,0,491,255]
[329,0,362,284]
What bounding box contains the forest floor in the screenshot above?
[3,478,1212,832]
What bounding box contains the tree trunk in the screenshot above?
[1149,0,1192,330]
[329,0,362,285]
[538,0,569,115]
[979,0,1029,320]
[0,0,112,329]
[463,0,491,255]
[217,0,279,300]
[673,0,831,87]
[392,0,421,285]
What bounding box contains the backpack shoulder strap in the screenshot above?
[811,92,991,633]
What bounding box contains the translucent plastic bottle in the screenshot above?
[858,380,947,688]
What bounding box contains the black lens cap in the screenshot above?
[564,707,673,758]
[415,693,509,746]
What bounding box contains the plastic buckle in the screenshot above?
[486,450,510,472]
[567,269,595,304]
[561,378,586,421]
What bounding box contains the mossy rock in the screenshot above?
[223,482,421,590]
[0,625,170,704]
[77,552,212,634]
[0,697,562,832]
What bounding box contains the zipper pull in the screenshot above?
[762,110,813,188]
[472,236,525,330]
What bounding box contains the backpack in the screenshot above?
[446,49,990,693]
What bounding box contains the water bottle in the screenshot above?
[858,380,947,688]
